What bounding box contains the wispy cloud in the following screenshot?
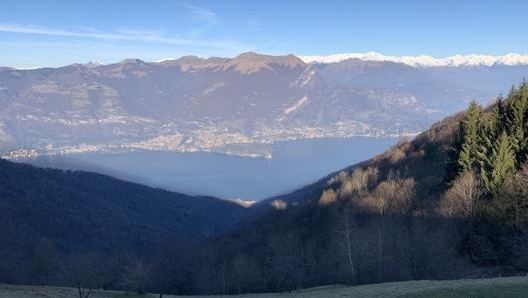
[180,3,218,25]
[0,23,156,40]
[0,23,249,51]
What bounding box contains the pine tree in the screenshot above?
[475,108,500,177]
[505,82,528,162]
[496,95,507,130]
[491,96,506,136]
[481,132,516,192]
[457,102,483,174]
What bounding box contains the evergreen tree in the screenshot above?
[496,95,507,129]
[458,102,483,174]
[475,107,502,180]
[481,132,516,192]
[505,82,528,163]
[491,96,506,136]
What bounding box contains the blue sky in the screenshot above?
[1,0,526,68]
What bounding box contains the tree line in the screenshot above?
[446,81,528,269]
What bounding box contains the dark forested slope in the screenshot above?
[200,81,528,294]
[0,159,246,271]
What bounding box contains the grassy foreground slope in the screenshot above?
[1,277,527,298]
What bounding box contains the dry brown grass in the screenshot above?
[0,276,528,298]
[1,276,527,298]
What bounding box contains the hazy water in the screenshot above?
[30,137,400,200]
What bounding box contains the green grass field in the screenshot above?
[0,276,526,298]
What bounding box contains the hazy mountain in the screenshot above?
[0,53,430,158]
[313,58,489,117]
[2,52,527,160]
[426,64,528,95]
[306,52,528,110]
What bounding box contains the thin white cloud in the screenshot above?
[0,23,249,51]
[180,3,218,24]
[0,23,157,40]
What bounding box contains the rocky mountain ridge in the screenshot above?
[0,52,433,159]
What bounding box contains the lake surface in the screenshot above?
[28,137,401,200]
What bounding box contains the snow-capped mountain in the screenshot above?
[84,60,106,67]
[301,52,528,67]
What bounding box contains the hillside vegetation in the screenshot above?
[1,82,528,296]
[0,159,246,288]
[193,81,528,294]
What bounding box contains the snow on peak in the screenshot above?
[300,52,528,67]
[85,60,106,67]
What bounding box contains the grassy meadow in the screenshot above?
[1,276,527,298]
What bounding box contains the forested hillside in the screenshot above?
[447,81,528,268]
[0,159,246,288]
[187,81,528,294]
[1,82,528,296]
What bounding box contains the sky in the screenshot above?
[1,0,527,68]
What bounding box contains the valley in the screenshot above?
[2,1,528,297]
[2,51,528,296]
[3,82,528,296]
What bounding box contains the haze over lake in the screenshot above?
[25,137,400,200]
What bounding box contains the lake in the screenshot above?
[25,137,401,201]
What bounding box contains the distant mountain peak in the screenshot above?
[157,55,227,71]
[85,60,105,67]
[175,55,203,63]
[118,58,147,65]
[157,52,305,74]
[300,52,528,67]
[232,52,303,65]
[225,52,305,74]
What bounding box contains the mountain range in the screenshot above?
[1,49,528,294]
[301,52,528,67]
[2,52,527,159]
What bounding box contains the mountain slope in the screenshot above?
[0,53,431,158]
[0,158,247,256]
[201,82,528,294]
[314,59,489,117]
[2,81,528,295]
[3,52,528,160]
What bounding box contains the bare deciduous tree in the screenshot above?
[372,182,391,283]
[440,171,482,219]
[61,253,103,298]
[499,163,528,230]
[391,178,416,215]
[120,254,152,295]
[271,199,287,210]
[319,188,337,206]
[337,167,379,200]
[333,209,358,285]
